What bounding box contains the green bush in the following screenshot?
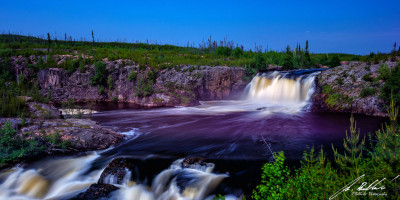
[107,75,114,90]
[360,87,377,98]
[282,46,294,70]
[232,47,244,58]
[0,122,43,164]
[90,61,107,86]
[380,63,400,106]
[362,73,373,82]
[329,55,341,67]
[134,76,154,97]
[378,63,390,81]
[215,46,232,57]
[251,53,267,71]
[128,71,138,81]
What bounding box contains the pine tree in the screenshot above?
[91,30,95,46]
[305,40,311,66]
[47,33,51,52]
[282,46,294,70]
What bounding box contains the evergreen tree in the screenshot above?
[329,54,341,67]
[47,33,51,52]
[91,30,95,46]
[305,40,311,67]
[282,46,294,70]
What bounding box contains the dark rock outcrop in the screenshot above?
[74,183,119,200]
[311,61,398,116]
[98,157,137,185]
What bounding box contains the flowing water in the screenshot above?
[0,70,387,200]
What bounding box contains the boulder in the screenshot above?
[98,157,136,185]
[26,102,61,119]
[74,183,119,200]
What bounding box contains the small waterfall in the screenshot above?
[0,153,102,200]
[246,71,319,104]
[113,159,227,200]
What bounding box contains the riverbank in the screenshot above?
[0,102,124,169]
[311,60,399,117]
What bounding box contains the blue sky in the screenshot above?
[0,0,399,54]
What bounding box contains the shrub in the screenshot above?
[134,76,154,97]
[232,47,244,58]
[380,63,400,106]
[282,46,294,70]
[251,53,267,71]
[107,75,114,90]
[90,61,107,86]
[362,73,373,82]
[252,151,290,200]
[128,71,138,81]
[378,63,390,81]
[215,46,232,57]
[329,55,341,67]
[336,77,343,85]
[0,122,43,164]
[360,87,377,98]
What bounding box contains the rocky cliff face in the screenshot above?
[311,61,398,117]
[36,60,246,106]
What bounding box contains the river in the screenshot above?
[0,70,387,200]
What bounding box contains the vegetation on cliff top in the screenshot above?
[2,34,397,71]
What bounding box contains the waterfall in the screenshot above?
[246,71,318,104]
[0,153,102,200]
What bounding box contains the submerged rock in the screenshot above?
[98,157,137,185]
[74,183,119,200]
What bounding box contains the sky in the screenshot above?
[0,0,399,54]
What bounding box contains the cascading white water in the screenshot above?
[111,159,228,200]
[0,153,102,200]
[0,156,234,200]
[247,71,317,104]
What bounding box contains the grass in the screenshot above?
[1,34,390,72]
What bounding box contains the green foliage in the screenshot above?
[336,77,343,85]
[128,70,138,81]
[107,75,114,90]
[250,53,267,71]
[362,73,373,82]
[332,115,365,175]
[215,46,232,57]
[372,94,400,162]
[253,101,399,199]
[43,131,70,149]
[378,63,390,81]
[329,54,341,67]
[252,151,290,200]
[133,70,157,97]
[380,63,400,106]
[90,61,107,86]
[232,47,244,58]
[0,122,43,164]
[282,46,294,70]
[360,87,377,98]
